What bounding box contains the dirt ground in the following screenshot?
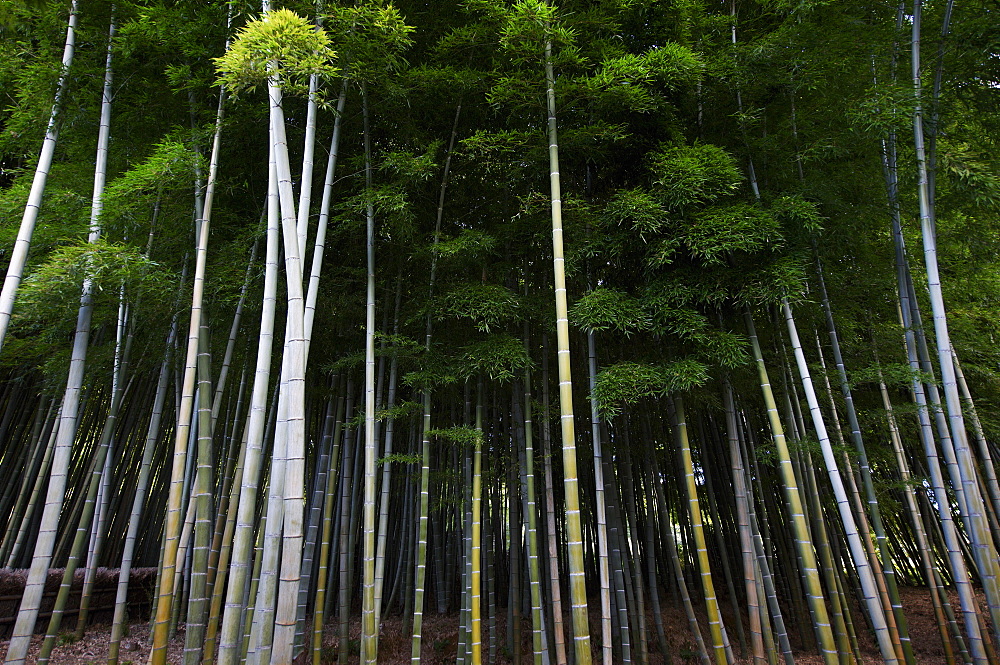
[0,586,988,664]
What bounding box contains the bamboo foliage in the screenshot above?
[0,3,999,665]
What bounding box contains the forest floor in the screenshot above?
[0,585,986,664]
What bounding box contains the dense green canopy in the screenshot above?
[0,0,999,664]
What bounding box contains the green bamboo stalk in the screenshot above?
[912,0,1000,637]
[267,60,310,665]
[471,378,484,665]
[0,398,53,564]
[203,364,251,663]
[674,396,727,665]
[0,0,78,353]
[544,22,591,664]
[374,289,402,631]
[723,381,765,665]
[601,453,630,664]
[620,447,650,665]
[651,458,710,665]
[800,453,856,665]
[5,16,110,662]
[782,300,899,663]
[217,148,279,665]
[586,332,613,665]
[520,362,546,665]
[878,366,956,664]
[183,325,216,665]
[540,334,568,665]
[410,98,462,665]
[151,58,226,665]
[745,311,837,665]
[313,384,347,665]
[360,82,379,665]
[337,415,356,665]
[6,404,59,568]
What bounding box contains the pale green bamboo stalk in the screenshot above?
[37,408,122,664]
[410,99,462,665]
[183,326,216,665]
[912,0,1000,636]
[246,373,287,665]
[360,83,380,665]
[75,302,127,642]
[242,511,268,659]
[296,79,347,661]
[878,366,956,664]
[952,350,1000,538]
[216,152,279,665]
[817,334,907,664]
[244,10,309,662]
[887,110,988,664]
[304,77,346,354]
[313,386,347,665]
[520,343,546,665]
[781,300,898,663]
[471,378,484,665]
[544,24,591,665]
[4,15,109,661]
[539,333,567,665]
[0,0,77,353]
[109,318,177,665]
[722,381,765,665]
[151,61,226,665]
[745,311,837,665]
[674,396,727,665]
[266,68,309,665]
[296,71,319,257]
[211,242,256,427]
[815,259,912,662]
[586,332,613,665]
[72,299,133,644]
[171,458,199,638]
[901,309,987,662]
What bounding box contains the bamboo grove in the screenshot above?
[0,0,999,663]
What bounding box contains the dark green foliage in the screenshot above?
[15,241,173,322]
[602,188,668,238]
[458,334,532,382]
[649,143,743,210]
[683,204,780,264]
[435,284,521,332]
[427,425,482,448]
[592,359,709,416]
[570,287,650,335]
